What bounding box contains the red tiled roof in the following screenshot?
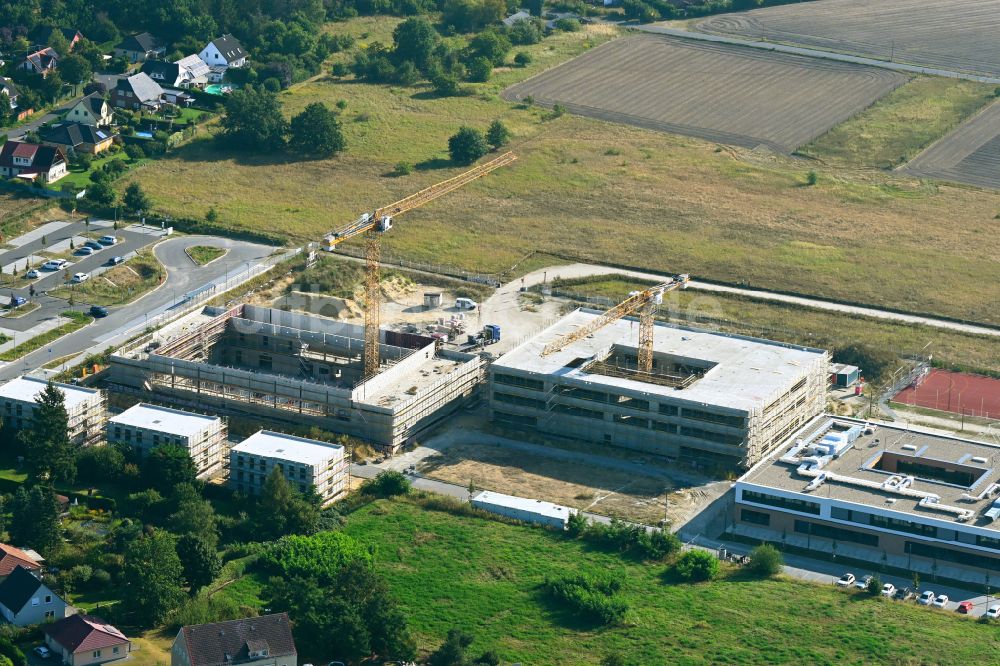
[43,615,129,654]
[180,614,296,666]
[11,143,37,159]
[0,544,40,577]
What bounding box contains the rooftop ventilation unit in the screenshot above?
[972,456,988,464]
[901,444,918,452]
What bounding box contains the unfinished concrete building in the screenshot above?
[109,305,484,452]
[0,376,106,446]
[488,309,830,470]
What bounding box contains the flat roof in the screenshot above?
[109,403,220,437]
[0,376,99,410]
[741,414,1000,529]
[494,309,826,411]
[231,430,344,466]
[472,490,576,520]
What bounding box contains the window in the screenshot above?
[794,520,879,547]
[92,650,102,658]
[493,392,547,409]
[259,354,272,371]
[613,414,649,429]
[31,598,38,606]
[680,426,744,446]
[658,404,678,416]
[493,373,544,391]
[556,386,608,403]
[906,541,1000,572]
[682,408,744,428]
[113,647,120,655]
[494,411,537,427]
[44,595,51,603]
[651,421,677,434]
[741,509,770,526]
[867,514,937,538]
[45,611,54,619]
[742,489,820,515]
[552,404,604,420]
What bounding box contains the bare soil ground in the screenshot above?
[503,34,906,152]
[904,99,1000,189]
[696,0,1000,77]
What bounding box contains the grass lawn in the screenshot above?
[0,310,92,361]
[58,151,142,190]
[799,77,997,168]
[126,20,1000,326]
[49,253,164,306]
[335,498,1000,664]
[186,244,227,266]
[550,276,1000,376]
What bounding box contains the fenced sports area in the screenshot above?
[893,368,1000,418]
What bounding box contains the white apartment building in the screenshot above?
[228,431,348,506]
[108,403,227,478]
[0,376,105,445]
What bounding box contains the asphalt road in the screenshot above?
[5,73,123,141]
[0,235,275,381]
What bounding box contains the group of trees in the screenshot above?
[448,120,509,164]
[220,87,345,158]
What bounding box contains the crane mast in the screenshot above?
[541,275,689,373]
[322,151,517,377]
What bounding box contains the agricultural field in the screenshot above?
[128,20,1000,326]
[502,35,907,152]
[799,77,997,168]
[327,498,1000,664]
[904,99,1000,189]
[695,0,1000,77]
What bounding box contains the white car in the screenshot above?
[33,646,51,659]
[455,297,478,310]
[881,583,896,597]
[932,594,949,608]
[835,573,856,587]
[985,604,1000,619]
[42,259,67,271]
[98,235,117,245]
[71,272,89,284]
[855,574,873,590]
[26,269,39,279]
[918,590,936,605]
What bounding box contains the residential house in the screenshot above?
[175,55,210,89]
[30,27,83,51]
[0,544,42,581]
[0,77,31,121]
[0,566,69,626]
[19,47,59,76]
[40,122,116,156]
[108,404,228,479]
[140,60,182,88]
[198,34,247,83]
[111,73,165,111]
[172,614,296,666]
[114,33,164,64]
[65,92,114,127]
[43,614,130,666]
[0,141,68,183]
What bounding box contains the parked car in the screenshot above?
[42,259,67,271]
[33,646,51,659]
[835,573,856,587]
[71,272,89,283]
[893,587,914,601]
[957,600,974,614]
[455,297,478,310]
[84,240,103,250]
[76,246,94,255]
[98,235,117,245]
[107,256,124,266]
[985,604,1000,619]
[8,296,26,308]
[25,269,39,279]
[881,583,896,597]
[855,574,873,590]
[918,590,936,605]
[932,594,949,608]
[89,305,108,318]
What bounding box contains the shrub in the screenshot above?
[448,126,488,165]
[806,170,818,186]
[393,161,413,176]
[124,143,145,160]
[260,531,373,584]
[574,519,681,561]
[432,73,461,97]
[0,637,26,666]
[331,62,350,77]
[514,51,532,67]
[360,470,411,497]
[467,56,492,82]
[866,574,882,596]
[544,573,628,625]
[554,18,581,31]
[747,543,783,577]
[673,550,719,582]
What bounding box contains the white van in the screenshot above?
[42,259,68,271]
[455,298,477,310]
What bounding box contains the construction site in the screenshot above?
[108,304,484,452]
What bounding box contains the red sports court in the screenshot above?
[893,369,1000,419]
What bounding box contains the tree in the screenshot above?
[168,484,220,549]
[85,180,116,206]
[123,182,151,216]
[486,120,510,150]
[59,54,92,91]
[431,73,460,97]
[428,628,474,666]
[513,51,532,67]
[448,126,488,165]
[141,445,197,494]
[220,86,288,150]
[392,17,439,72]
[866,574,882,596]
[360,470,411,498]
[289,103,345,158]
[673,550,720,582]
[466,57,492,83]
[176,534,221,592]
[121,529,185,626]
[833,343,898,384]
[747,543,783,577]
[469,30,511,67]
[9,485,61,555]
[256,468,321,539]
[18,381,75,484]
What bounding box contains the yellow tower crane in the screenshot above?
[323,151,517,378]
[540,274,690,373]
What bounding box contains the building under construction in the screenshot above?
[488,309,830,470]
[109,304,484,452]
